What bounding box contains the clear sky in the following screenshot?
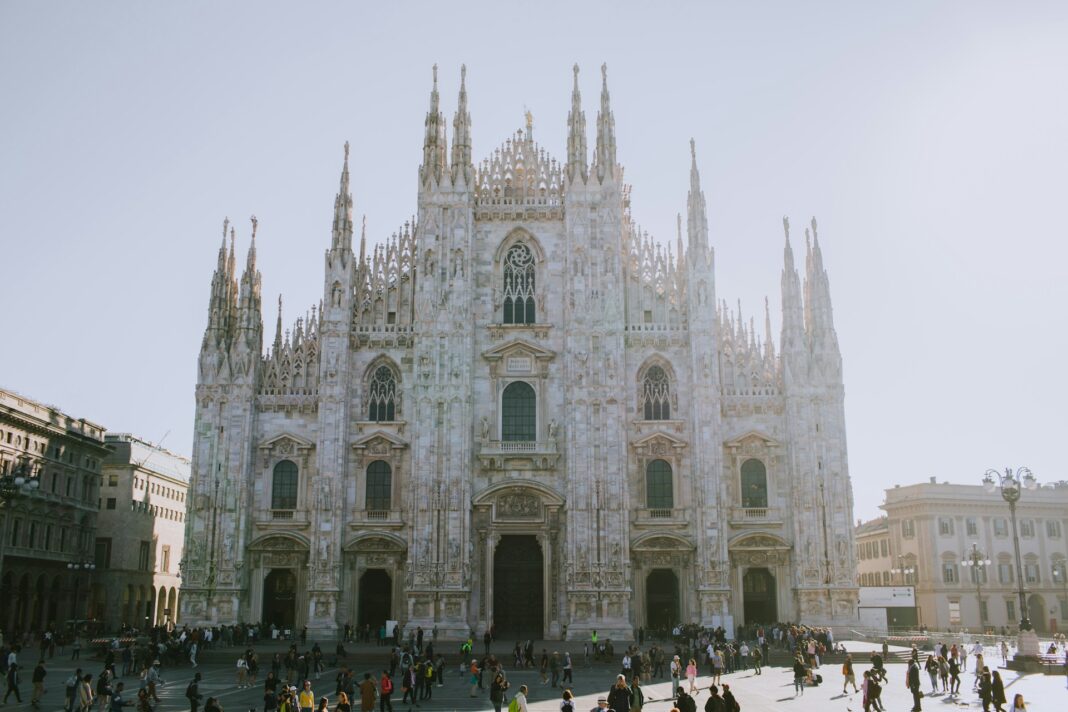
[2,1,1065,522]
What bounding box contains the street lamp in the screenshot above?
[983,467,1037,631]
[960,543,992,629]
[0,460,41,582]
[891,555,915,585]
[67,561,97,571]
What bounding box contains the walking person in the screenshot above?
[79,674,94,712]
[378,671,393,712]
[4,663,22,704]
[670,655,681,698]
[630,676,644,712]
[607,675,631,712]
[298,681,315,712]
[185,672,203,712]
[31,659,47,706]
[842,654,858,694]
[562,652,573,685]
[991,670,1006,712]
[792,657,806,697]
[66,668,84,712]
[686,658,698,695]
[358,673,376,712]
[924,655,939,694]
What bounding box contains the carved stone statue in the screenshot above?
[480,416,490,441]
[547,419,557,441]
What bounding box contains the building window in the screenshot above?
[965,517,978,537]
[645,459,673,510]
[106,498,116,510]
[367,365,398,422]
[44,524,52,551]
[161,545,171,573]
[942,562,959,584]
[880,539,889,557]
[998,563,1013,584]
[365,460,392,511]
[740,459,768,508]
[948,600,961,625]
[1006,599,1016,621]
[501,381,536,441]
[1024,563,1040,584]
[95,538,112,569]
[639,365,672,420]
[28,521,37,549]
[993,518,1008,537]
[502,243,536,325]
[902,519,915,538]
[968,565,988,584]
[271,460,299,510]
[1019,519,1035,538]
[1047,520,1062,538]
[882,571,891,585]
[107,474,118,487]
[138,540,151,572]
[938,518,954,536]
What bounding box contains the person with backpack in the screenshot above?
[421,659,434,701]
[30,659,46,707]
[66,668,84,712]
[721,684,739,712]
[185,672,203,712]
[560,688,575,712]
[510,684,528,712]
[703,684,724,712]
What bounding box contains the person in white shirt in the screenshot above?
[514,684,529,712]
[670,655,681,698]
[739,643,750,671]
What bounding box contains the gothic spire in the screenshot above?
[780,216,807,375]
[450,65,473,186]
[686,138,709,253]
[331,141,354,251]
[593,63,617,183]
[273,295,283,354]
[237,215,263,349]
[420,64,448,187]
[803,216,840,360]
[204,217,232,344]
[566,64,588,184]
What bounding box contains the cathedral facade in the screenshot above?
[180,65,859,640]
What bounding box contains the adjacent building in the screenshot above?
[97,433,190,631]
[181,65,859,638]
[857,478,1068,633]
[0,388,109,634]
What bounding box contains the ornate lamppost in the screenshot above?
[983,466,1040,661]
[960,542,991,629]
[891,555,915,585]
[0,460,41,582]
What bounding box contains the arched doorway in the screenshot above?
[742,568,777,624]
[263,569,298,629]
[358,570,392,631]
[646,569,679,632]
[1028,594,1047,634]
[493,535,543,638]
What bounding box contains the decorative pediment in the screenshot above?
[481,338,556,363]
[632,431,688,454]
[729,532,791,551]
[343,532,407,553]
[248,533,310,551]
[724,430,780,449]
[472,479,566,508]
[258,432,315,454]
[631,532,695,551]
[351,430,409,452]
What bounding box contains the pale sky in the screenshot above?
[2,1,1065,522]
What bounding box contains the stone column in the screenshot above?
[249,556,264,623]
[484,534,498,632]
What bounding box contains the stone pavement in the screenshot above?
[3,640,1064,712]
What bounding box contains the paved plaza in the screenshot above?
[3,641,1064,712]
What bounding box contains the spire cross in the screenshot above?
[432,63,438,89]
[250,214,258,239]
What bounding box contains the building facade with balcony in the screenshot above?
[868,478,1068,634]
[96,434,190,632]
[0,388,109,635]
[181,67,859,639]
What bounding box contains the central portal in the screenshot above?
[646,569,679,633]
[262,569,297,629]
[493,535,544,638]
[742,567,777,624]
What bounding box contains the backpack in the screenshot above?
[381,677,393,695]
[508,698,520,712]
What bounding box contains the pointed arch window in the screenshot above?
[365,460,392,511]
[646,459,674,509]
[503,244,536,324]
[740,458,768,508]
[501,381,536,441]
[367,366,397,422]
[640,365,672,420]
[271,460,298,510]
